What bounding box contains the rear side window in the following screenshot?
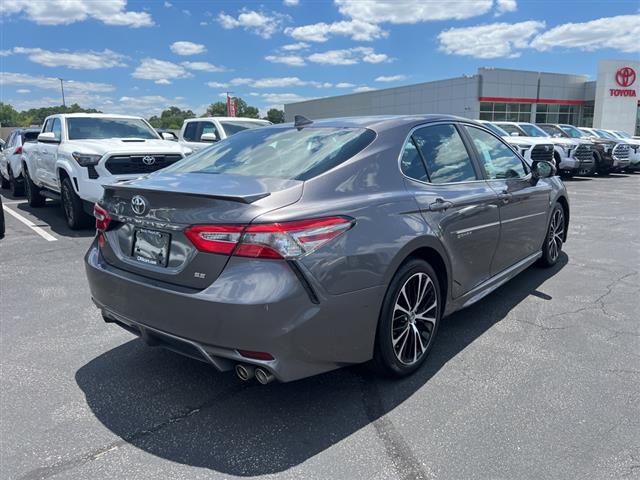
[400,139,429,182]
[22,131,39,143]
[411,124,477,184]
[164,126,376,181]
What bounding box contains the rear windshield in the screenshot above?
[22,131,39,143]
[164,126,375,181]
[220,120,270,136]
[67,117,159,140]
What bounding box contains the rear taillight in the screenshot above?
[184,217,354,259]
[14,146,23,155]
[94,203,111,232]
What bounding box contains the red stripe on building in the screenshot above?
[479,96,585,106]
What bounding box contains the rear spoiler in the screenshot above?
[105,183,270,204]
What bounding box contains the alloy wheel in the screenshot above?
[548,209,564,262]
[391,272,437,365]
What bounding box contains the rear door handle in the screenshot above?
[429,197,453,212]
[498,191,512,203]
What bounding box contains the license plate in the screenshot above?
[133,229,170,267]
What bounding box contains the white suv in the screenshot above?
[178,117,271,153]
[22,114,189,229]
[0,127,40,196]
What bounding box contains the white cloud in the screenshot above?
[438,21,545,58]
[207,82,229,88]
[170,41,206,56]
[164,1,172,7]
[0,72,114,93]
[228,76,333,89]
[115,95,194,116]
[336,82,355,88]
[0,0,153,27]
[531,15,640,53]
[11,47,127,69]
[132,58,191,84]
[308,47,390,65]
[281,42,310,51]
[261,92,310,107]
[375,75,407,82]
[0,50,12,57]
[217,9,286,38]
[16,89,30,93]
[335,0,493,23]
[283,0,299,5]
[354,86,375,92]
[495,0,517,16]
[285,19,387,42]
[265,54,306,66]
[182,61,226,72]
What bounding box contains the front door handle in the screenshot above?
[429,197,453,212]
[498,191,513,203]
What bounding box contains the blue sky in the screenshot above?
[1,0,638,118]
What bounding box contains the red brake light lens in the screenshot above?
[14,146,23,155]
[94,203,111,232]
[185,217,354,259]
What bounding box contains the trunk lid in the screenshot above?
[98,172,303,289]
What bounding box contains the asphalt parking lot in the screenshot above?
[1,174,639,480]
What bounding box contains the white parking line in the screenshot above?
[2,204,57,242]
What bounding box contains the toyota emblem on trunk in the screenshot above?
[142,155,156,166]
[131,195,148,215]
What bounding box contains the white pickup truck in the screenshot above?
[22,113,190,229]
[178,116,271,153]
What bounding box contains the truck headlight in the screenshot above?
[72,152,102,166]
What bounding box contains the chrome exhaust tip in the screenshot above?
[255,367,275,385]
[235,364,255,381]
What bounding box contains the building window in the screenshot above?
[535,103,580,125]
[479,102,532,122]
[580,102,594,127]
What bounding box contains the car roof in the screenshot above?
[194,117,271,122]
[51,113,144,119]
[277,114,477,132]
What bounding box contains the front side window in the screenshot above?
[51,118,62,140]
[400,138,429,182]
[183,121,219,142]
[495,123,523,136]
[411,124,477,184]
[66,117,158,140]
[466,126,527,180]
[164,126,375,181]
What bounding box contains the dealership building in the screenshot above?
[285,59,640,135]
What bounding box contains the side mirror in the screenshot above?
[38,132,59,143]
[531,161,556,184]
[161,132,176,141]
[200,132,218,143]
[510,132,520,136]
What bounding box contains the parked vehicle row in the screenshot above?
[0,127,40,196]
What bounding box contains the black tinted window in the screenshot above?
[466,126,527,179]
[22,131,39,143]
[412,124,477,184]
[183,121,218,142]
[400,139,428,182]
[165,126,375,181]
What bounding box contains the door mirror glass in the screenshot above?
[532,161,555,179]
[200,132,218,142]
[38,132,59,143]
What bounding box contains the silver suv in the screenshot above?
[86,115,568,383]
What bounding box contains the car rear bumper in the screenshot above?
[85,242,382,382]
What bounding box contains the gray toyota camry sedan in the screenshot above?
[85,115,568,383]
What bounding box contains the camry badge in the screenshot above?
[142,156,156,166]
[131,195,148,216]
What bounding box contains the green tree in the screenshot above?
[149,106,195,129]
[0,102,101,127]
[266,108,285,124]
[0,103,20,127]
[205,97,260,118]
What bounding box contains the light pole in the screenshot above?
[58,78,66,107]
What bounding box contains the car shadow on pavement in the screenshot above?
[76,253,568,476]
[14,200,95,238]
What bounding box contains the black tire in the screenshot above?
[0,196,4,238]
[24,167,46,207]
[1,174,9,189]
[61,177,91,230]
[593,152,610,176]
[373,258,442,377]
[9,167,24,196]
[539,203,565,267]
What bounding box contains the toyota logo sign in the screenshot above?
[131,195,148,216]
[615,67,636,88]
[142,155,156,166]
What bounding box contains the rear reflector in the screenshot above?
[185,216,354,259]
[238,350,275,361]
[94,203,111,232]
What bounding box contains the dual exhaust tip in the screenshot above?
[235,364,275,384]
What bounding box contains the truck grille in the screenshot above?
[530,144,554,163]
[105,154,183,175]
[573,144,594,164]
[612,144,630,162]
